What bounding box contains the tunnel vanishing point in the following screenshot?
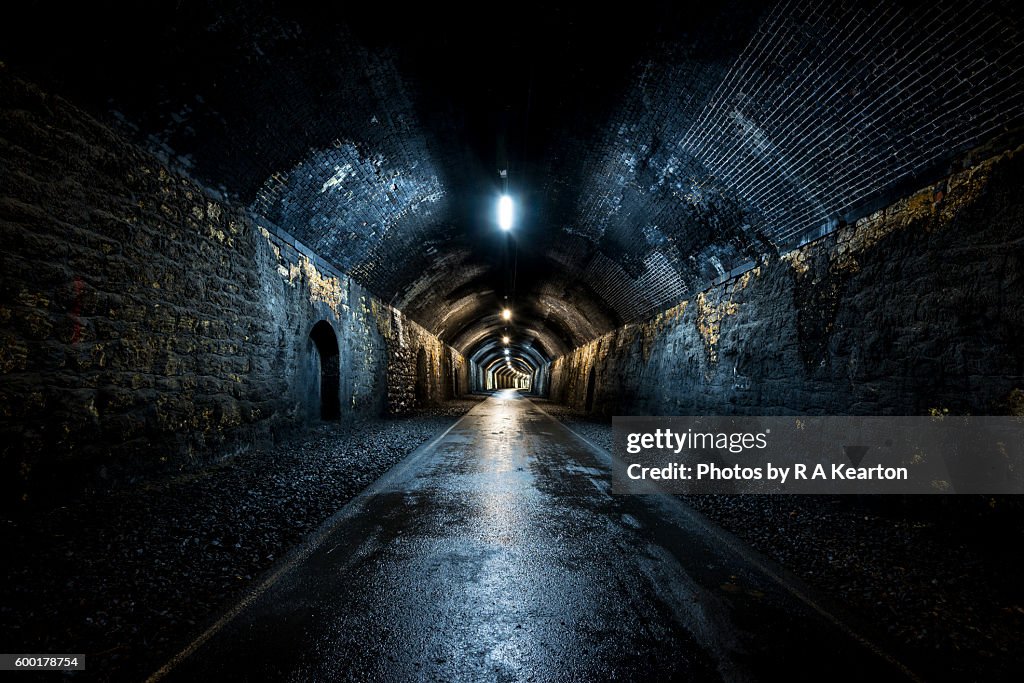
[2,1,1024,681]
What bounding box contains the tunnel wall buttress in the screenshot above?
[550,146,1024,418]
[0,74,468,506]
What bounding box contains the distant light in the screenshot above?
[498,195,514,231]
[502,336,510,345]
[501,308,512,321]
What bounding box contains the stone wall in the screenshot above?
[0,72,466,507]
[550,146,1024,417]
[256,225,470,417]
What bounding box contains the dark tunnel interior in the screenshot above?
[2,1,1024,681]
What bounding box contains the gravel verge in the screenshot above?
[0,396,484,682]
[533,398,1024,683]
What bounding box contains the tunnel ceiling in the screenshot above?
[5,0,1024,360]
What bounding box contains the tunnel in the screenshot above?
[1,1,1024,680]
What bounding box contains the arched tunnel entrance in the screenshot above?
[481,354,536,391]
[467,336,549,394]
[309,321,341,421]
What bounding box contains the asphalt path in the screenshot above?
[151,390,917,682]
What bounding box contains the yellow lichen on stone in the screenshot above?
[783,248,811,275]
[664,299,689,322]
[734,267,759,290]
[17,290,49,308]
[0,337,29,373]
[776,147,1024,281]
[940,155,997,224]
[695,292,722,362]
[370,298,395,339]
[693,271,750,363]
[206,201,222,222]
[207,222,228,243]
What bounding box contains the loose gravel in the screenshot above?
[0,397,484,682]
[6,394,1022,682]
[533,398,1024,683]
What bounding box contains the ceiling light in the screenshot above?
[502,336,510,344]
[501,308,512,321]
[498,195,514,231]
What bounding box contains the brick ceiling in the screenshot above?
[4,0,1023,368]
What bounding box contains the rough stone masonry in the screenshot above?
[0,71,468,508]
[550,146,1024,419]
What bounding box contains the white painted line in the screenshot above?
[145,403,485,682]
[527,399,923,683]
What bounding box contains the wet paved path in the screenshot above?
[154,390,915,682]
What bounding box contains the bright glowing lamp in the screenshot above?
[501,308,512,321]
[498,195,514,231]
